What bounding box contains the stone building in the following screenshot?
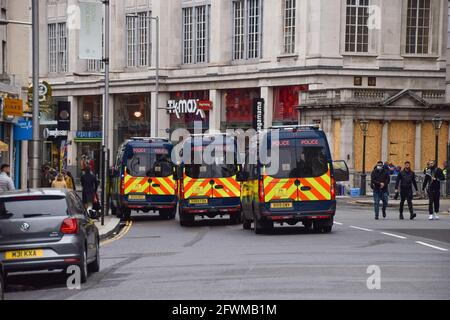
[37,0,450,181]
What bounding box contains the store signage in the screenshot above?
[252,98,265,132]
[43,128,68,139]
[167,99,212,119]
[14,118,32,141]
[57,101,71,131]
[76,131,102,139]
[4,98,23,117]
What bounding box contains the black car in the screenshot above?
[0,189,100,284]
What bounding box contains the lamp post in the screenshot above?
[431,114,443,164]
[126,14,160,137]
[359,120,370,196]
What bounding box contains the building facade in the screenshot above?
[38,0,450,184]
[0,0,31,189]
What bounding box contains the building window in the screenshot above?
[345,0,369,53]
[182,6,209,64]
[406,0,431,54]
[232,0,262,60]
[48,23,68,73]
[283,0,296,54]
[126,12,150,68]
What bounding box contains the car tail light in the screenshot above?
[331,177,336,200]
[60,218,78,234]
[259,178,265,203]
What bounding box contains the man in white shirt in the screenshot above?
[0,164,15,192]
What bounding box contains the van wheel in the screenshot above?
[160,208,176,220]
[302,221,313,231]
[179,212,194,226]
[229,213,241,225]
[254,219,273,235]
[313,220,333,233]
[323,226,332,233]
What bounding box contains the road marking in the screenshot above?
[415,241,448,252]
[334,222,343,226]
[381,232,407,240]
[349,226,373,232]
[101,220,133,247]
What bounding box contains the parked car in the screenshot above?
[0,189,100,284]
[0,262,4,300]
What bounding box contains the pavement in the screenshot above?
[4,201,450,300]
[344,197,450,214]
[94,215,122,241]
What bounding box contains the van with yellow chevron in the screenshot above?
[110,137,179,221]
[240,125,350,234]
[178,133,242,226]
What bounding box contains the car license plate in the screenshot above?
[189,199,208,205]
[5,249,44,260]
[270,202,293,209]
[128,195,146,201]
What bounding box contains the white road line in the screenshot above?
[349,226,373,232]
[334,222,343,226]
[415,241,449,252]
[381,232,407,240]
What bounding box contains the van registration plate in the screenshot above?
[189,199,208,205]
[270,202,293,209]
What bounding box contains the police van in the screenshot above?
[178,133,242,226]
[110,137,178,220]
[240,125,349,234]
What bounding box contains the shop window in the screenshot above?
[273,86,305,125]
[117,94,151,144]
[169,91,210,133]
[80,96,102,131]
[223,88,260,130]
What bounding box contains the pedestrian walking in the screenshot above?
[371,161,390,220]
[51,174,68,189]
[81,168,98,210]
[422,160,445,221]
[63,170,76,191]
[395,161,418,220]
[0,164,15,192]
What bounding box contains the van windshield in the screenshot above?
[127,149,173,177]
[265,146,328,179]
[185,164,238,179]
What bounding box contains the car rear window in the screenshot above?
[0,198,68,219]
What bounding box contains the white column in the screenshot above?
[67,96,78,171]
[261,86,273,129]
[21,140,28,188]
[340,115,354,170]
[415,121,422,172]
[151,91,170,138]
[209,89,221,132]
[381,121,389,162]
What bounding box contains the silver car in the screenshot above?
[0,189,100,284]
[0,261,4,300]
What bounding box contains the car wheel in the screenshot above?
[0,271,4,301]
[88,238,100,273]
[79,248,88,284]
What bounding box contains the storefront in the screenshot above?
[273,85,308,126]
[168,90,210,135]
[74,131,102,177]
[115,94,151,145]
[221,88,260,131]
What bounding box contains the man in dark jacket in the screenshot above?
[80,168,98,209]
[371,161,391,220]
[422,160,445,220]
[395,161,418,220]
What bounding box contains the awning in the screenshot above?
[0,140,8,152]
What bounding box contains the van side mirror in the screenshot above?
[333,160,350,182]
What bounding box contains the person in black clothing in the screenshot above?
[422,160,445,220]
[395,161,418,220]
[80,168,99,209]
[370,161,391,220]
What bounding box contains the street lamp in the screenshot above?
[359,120,370,196]
[126,14,160,137]
[431,114,443,164]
